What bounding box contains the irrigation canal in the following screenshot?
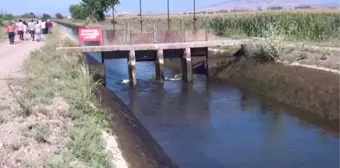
[59,24,339,168]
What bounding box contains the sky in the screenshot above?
[0,0,225,16]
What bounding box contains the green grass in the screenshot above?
[22,29,113,168]
[0,18,9,41]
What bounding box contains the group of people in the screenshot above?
[6,19,53,45]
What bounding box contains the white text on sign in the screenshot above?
[80,29,100,39]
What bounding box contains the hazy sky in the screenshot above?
[0,0,225,15]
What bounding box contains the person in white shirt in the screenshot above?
[27,20,35,41]
[16,19,24,41]
[41,20,46,34]
[22,21,28,40]
[28,20,36,41]
[35,21,42,42]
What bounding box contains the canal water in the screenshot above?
[59,25,339,168]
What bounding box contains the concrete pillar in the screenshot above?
[155,49,164,82]
[128,50,137,85]
[204,47,210,77]
[101,51,105,63]
[181,47,193,82]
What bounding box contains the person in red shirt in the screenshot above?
[46,20,53,34]
[6,22,16,45]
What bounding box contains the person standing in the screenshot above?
[28,20,36,41]
[22,21,28,40]
[13,20,18,34]
[34,21,42,42]
[41,20,46,34]
[16,19,24,41]
[6,22,16,45]
[46,19,53,34]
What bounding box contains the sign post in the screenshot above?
[78,27,102,46]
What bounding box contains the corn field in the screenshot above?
[204,10,340,41]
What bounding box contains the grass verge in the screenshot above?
[22,28,114,167]
[0,26,6,42]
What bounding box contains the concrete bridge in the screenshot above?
[57,21,246,85]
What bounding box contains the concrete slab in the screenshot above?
[56,40,247,52]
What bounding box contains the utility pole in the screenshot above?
[167,0,171,30]
[112,4,115,31]
[193,0,197,30]
[139,0,143,33]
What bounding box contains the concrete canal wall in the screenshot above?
[216,59,340,122]
[96,84,179,168]
[89,64,179,168]
[164,48,339,123]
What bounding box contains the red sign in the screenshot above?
[78,27,102,45]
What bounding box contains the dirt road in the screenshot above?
[0,38,45,168]
[0,39,44,78]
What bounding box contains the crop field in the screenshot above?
[112,9,340,42]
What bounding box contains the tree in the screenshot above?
[267,6,283,10]
[0,9,13,20]
[81,0,120,21]
[29,12,36,18]
[295,5,312,9]
[21,12,36,18]
[55,13,64,19]
[69,4,89,20]
[3,13,13,20]
[42,13,51,20]
[0,10,13,26]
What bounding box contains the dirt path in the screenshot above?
[0,37,45,167]
[0,39,44,78]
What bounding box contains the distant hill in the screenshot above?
[196,0,340,12]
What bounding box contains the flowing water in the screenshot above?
[59,25,339,168]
